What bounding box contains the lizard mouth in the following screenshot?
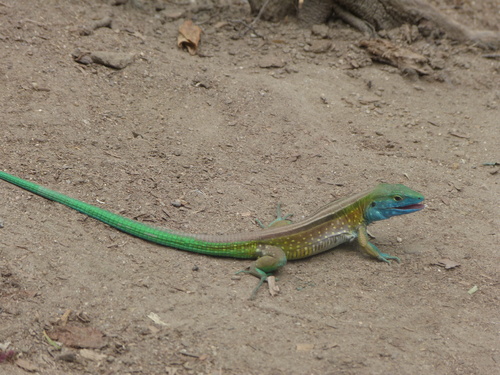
[396,204,425,211]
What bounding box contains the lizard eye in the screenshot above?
[371,202,376,207]
[393,195,403,201]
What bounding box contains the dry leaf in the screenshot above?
[467,285,478,295]
[214,21,229,29]
[0,349,16,363]
[433,258,461,269]
[48,326,106,349]
[60,309,72,325]
[15,358,39,372]
[148,312,168,326]
[177,20,202,55]
[360,39,430,75]
[267,275,280,297]
[80,349,107,361]
[296,343,314,352]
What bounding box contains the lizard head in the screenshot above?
[364,184,425,223]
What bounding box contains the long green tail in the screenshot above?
[0,171,256,258]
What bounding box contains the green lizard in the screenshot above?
[0,171,425,299]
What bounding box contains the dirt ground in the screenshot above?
[1,0,499,374]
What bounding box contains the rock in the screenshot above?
[258,56,286,69]
[90,51,135,69]
[311,24,329,39]
[309,40,332,54]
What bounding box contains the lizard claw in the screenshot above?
[378,253,401,263]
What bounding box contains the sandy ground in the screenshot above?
[0,0,499,374]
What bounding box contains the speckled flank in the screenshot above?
[264,203,365,260]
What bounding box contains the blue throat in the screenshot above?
[365,200,425,223]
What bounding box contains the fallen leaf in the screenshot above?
[16,358,38,372]
[0,349,16,363]
[267,275,280,297]
[147,312,168,326]
[296,343,314,352]
[433,258,461,269]
[177,20,202,55]
[214,21,229,29]
[48,326,106,349]
[80,349,107,361]
[43,330,62,350]
[467,285,478,295]
[60,309,72,325]
[163,11,184,21]
[360,39,430,75]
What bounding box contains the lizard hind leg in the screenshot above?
[236,245,287,300]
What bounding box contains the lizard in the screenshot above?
[0,170,425,299]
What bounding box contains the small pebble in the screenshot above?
[171,199,182,207]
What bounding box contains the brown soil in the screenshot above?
[1,1,498,374]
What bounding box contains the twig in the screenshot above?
[43,331,62,350]
[229,19,265,39]
[482,54,500,59]
[251,0,271,25]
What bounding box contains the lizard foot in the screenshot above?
[357,225,401,264]
[235,267,273,300]
[255,203,293,228]
[378,253,401,264]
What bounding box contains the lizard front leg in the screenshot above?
[357,225,401,263]
[236,244,287,300]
